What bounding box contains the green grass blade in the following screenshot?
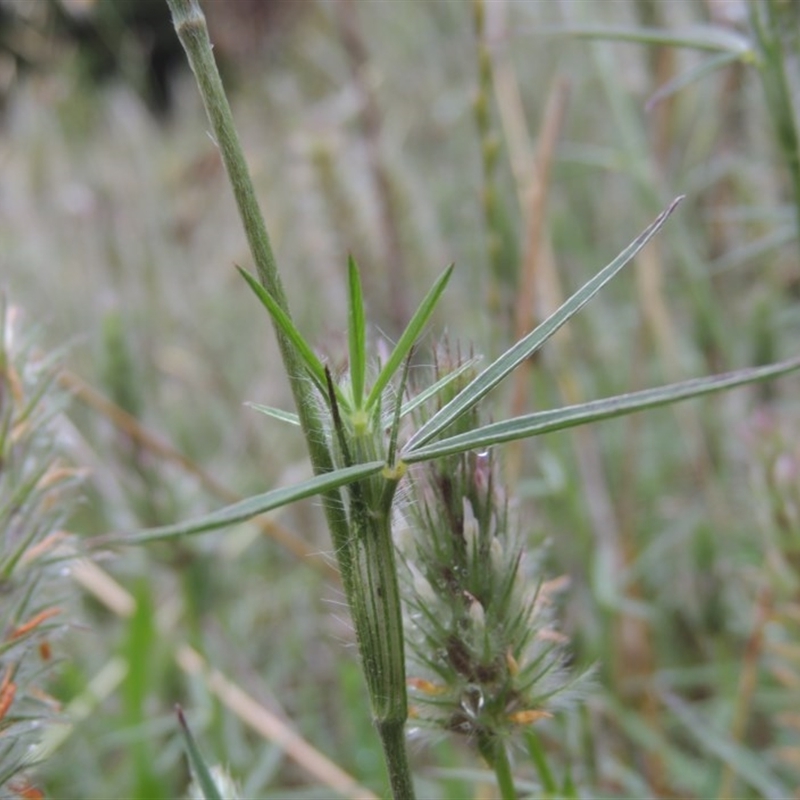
[347,255,367,409]
[244,402,300,426]
[176,706,223,800]
[404,198,684,453]
[387,350,413,468]
[237,267,330,399]
[529,24,753,54]
[365,263,455,411]
[404,357,800,463]
[400,356,482,418]
[646,51,742,111]
[107,461,385,545]
[523,730,558,795]
[662,692,790,799]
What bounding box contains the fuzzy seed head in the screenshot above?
[400,347,582,746]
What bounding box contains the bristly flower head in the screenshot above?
[399,346,581,759]
[0,298,82,794]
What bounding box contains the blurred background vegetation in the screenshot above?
[1,0,799,797]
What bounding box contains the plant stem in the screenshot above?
[752,0,800,257]
[478,733,517,800]
[376,718,416,800]
[165,3,416,796]
[164,0,352,580]
[349,477,415,799]
[472,0,511,325]
[493,744,517,800]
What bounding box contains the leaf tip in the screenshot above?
[668,194,686,212]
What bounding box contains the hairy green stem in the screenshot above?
[376,718,416,800]
[165,2,415,796]
[164,0,352,578]
[348,469,414,799]
[352,515,406,722]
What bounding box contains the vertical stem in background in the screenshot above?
[164,0,352,580]
[335,0,409,334]
[752,0,800,259]
[488,1,623,584]
[634,0,677,167]
[716,584,771,800]
[506,77,569,486]
[472,0,511,327]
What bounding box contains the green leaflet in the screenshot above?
[365,264,454,411]
[347,255,367,409]
[404,357,800,463]
[405,198,684,452]
[110,461,385,545]
[245,402,301,427]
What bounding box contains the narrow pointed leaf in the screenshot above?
[524,731,558,795]
[531,24,753,55]
[245,401,300,426]
[365,263,455,410]
[387,350,413,467]
[108,461,385,545]
[237,267,330,399]
[405,198,684,453]
[404,357,800,463]
[176,706,223,800]
[399,356,482,419]
[347,255,367,409]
